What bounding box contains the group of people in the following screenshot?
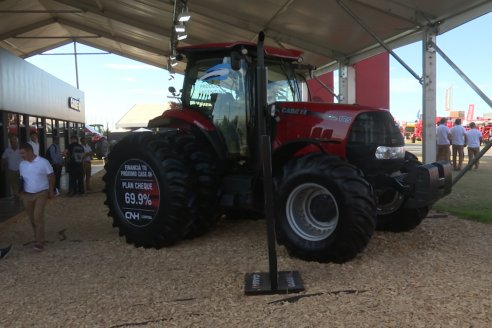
[436,117,483,170]
[63,135,93,196]
[1,132,94,255]
[45,135,94,196]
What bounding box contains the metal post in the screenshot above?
[338,63,355,104]
[312,74,339,101]
[244,32,304,295]
[422,28,438,164]
[261,134,278,290]
[73,41,79,89]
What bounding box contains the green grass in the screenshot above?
[433,156,492,223]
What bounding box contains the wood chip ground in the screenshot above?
[1,171,491,327]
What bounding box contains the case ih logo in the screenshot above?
[68,97,80,111]
[281,107,308,115]
[280,107,352,124]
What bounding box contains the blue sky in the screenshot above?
[26,12,492,129]
[27,45,184,130]
[389,12,492,122]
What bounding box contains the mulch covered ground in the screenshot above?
[0,171,491,327]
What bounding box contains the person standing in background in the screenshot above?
[98,136,110,164]
[436,117,451,162]
[465,122,482,170]
[19,143,54,252]
[27,131,40,156]
[1,135,22,199]
[450,118,467,171]
[80,137,93,191]
[46,136,64,195]
[65,136,85,196]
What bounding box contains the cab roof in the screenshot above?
[178,42,303,61]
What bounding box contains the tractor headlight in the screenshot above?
[375,146,405,159]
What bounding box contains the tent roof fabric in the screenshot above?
[1,0,491,73]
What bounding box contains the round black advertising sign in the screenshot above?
[115,159,160,227]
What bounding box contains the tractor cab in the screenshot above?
[178,43,305,161]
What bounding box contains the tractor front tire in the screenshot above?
[376,206,429,232]
[275,153,376,263]
[103,132,192,248]
[376,151,430,232]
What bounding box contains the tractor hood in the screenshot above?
[272,101,405,169]
[272,102,397,146]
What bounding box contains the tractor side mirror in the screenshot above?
[168,86,177,96]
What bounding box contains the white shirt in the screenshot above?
[436,124,450,145]
[1,147,22,171]
[19,156,53,193]
[450,125,466,146]
[28,140,40,156]
[466,129,482,148]
[82,144,92,162]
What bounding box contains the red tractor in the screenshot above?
[412,120,423,143]
[479,122,492,144]
[84,124,103,155]
[104,36,452,263]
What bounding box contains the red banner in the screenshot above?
[466,104,475,122]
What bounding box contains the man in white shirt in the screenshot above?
[436,117,451,162]
[465,122,482,170]
[19,143,54,252]
[1,135,22,198]
[27,131,40,156]
[449,118,467,171]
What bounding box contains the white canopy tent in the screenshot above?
[1,0,492,161]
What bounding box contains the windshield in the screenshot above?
[266,60,302,104]
[181,53,304,156]
[183,55,249,155]
[182,55,303,110]
[183,56,247,114]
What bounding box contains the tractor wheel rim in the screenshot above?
[376,188,404,215]
[286,182,339,241]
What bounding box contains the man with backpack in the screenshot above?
[65,136,85,196]
[45,137,64,195]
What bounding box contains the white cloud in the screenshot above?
[121,76,136,82]
[104,63,158,70]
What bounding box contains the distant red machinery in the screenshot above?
[84,124,108,159]
[409,117,456,143]
[477,121,492,143]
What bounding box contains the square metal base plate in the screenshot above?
[244,271,304,295]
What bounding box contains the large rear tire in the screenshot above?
[376,151,430,232]
[167,132,221,237]
[275,153,376,263]
[103,132,192,248]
